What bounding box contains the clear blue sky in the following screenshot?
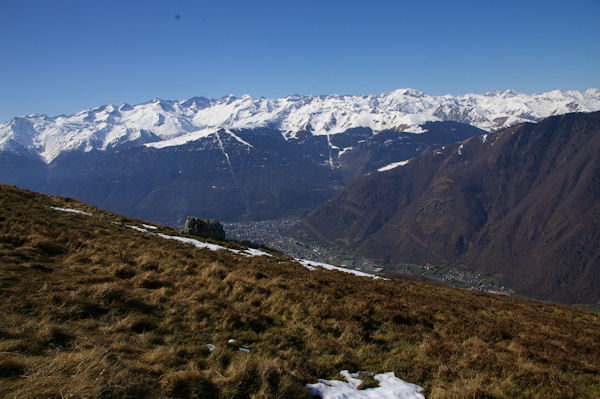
[1,0,599,122]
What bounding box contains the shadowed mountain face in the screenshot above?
[295,112,600,305]
[0,122,484,224]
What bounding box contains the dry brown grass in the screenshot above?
[1,184,600,398]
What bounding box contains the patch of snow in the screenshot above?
[145,128,215,149]
[481,134,488,143]
[206,344,216,352]
[378,160,409,172]
[226,129,254,148]
[337,146,353,159]
[215,131,233,172]
[297,259,384,280]
[306,370,425,399]
[50,206,92,216]
[125,226,271,258]
[157,233,228,251]
[227,339,236,343]
[239,247,272,257]
[457,144,464,155]
[239,347,250,353]
[302,262,317,271]
[141,224,158,230]
[126,225,149,233]
[403,125,428,134]
[326,134,334,167]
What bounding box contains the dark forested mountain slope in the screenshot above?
[295,112,600,304]
[0,122,483,224]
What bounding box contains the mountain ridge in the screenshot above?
[2,88,599,163]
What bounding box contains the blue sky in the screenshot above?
[1,0,599,122]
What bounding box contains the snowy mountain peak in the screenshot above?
[388,88,425,97]
[585,88,600,97]
[1,88,599,163]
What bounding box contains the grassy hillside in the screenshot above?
[1,184,599,398]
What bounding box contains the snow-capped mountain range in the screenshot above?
[2,88,599,163]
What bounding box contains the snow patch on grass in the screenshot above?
[126,224,149,233]
[50,207,92,216]
[306,370,425,399]
[297,259,384,280]
[124,224,272,258]
[156,232,226,251]
[238,247,272,257]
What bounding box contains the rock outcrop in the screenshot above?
[182,217,226,241]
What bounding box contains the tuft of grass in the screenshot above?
[355,372,380,390]
[129,317,160,334]
[0,358,25,378]
[37,325,75,349]
[160,370,218,398]
[114,266,136,279]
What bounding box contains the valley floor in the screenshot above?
[225,218,514,297]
